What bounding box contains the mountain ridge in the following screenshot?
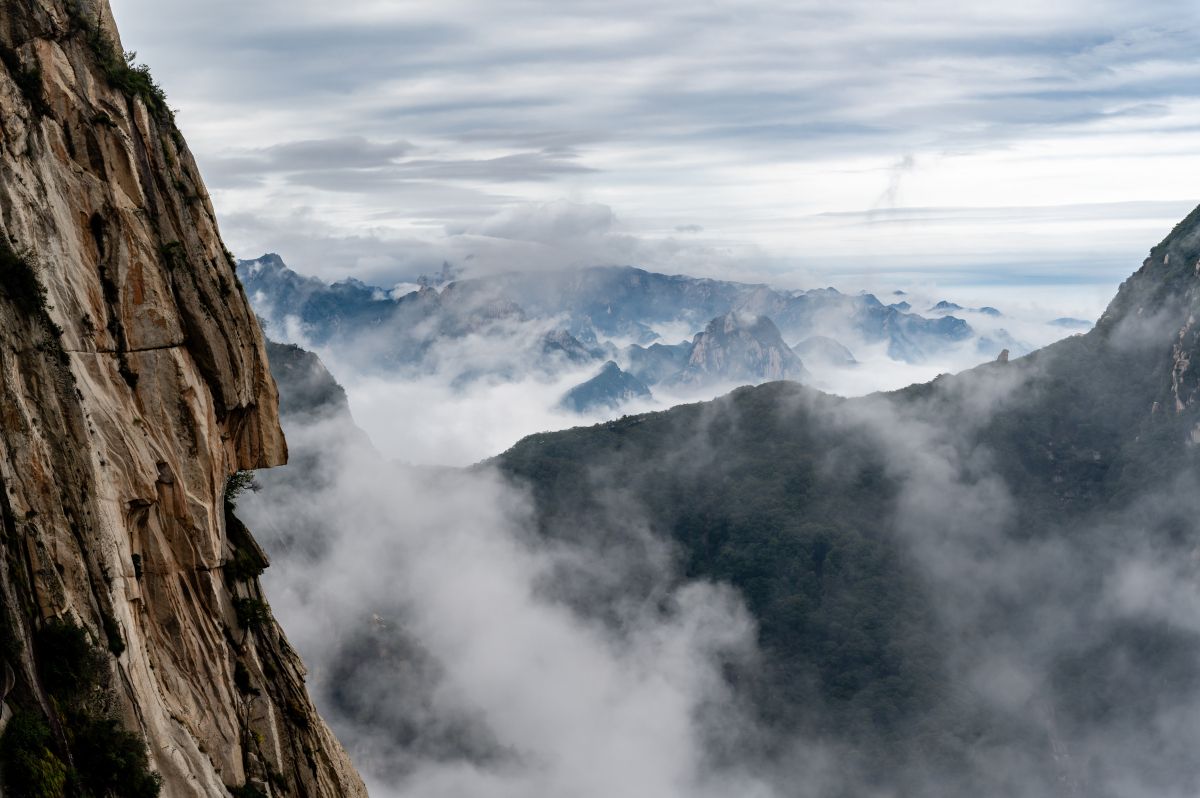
[488,202,1200,794]
[243,201,1200,795]
[560,361,652,412]
[238,256,977,368]
[665,311,812,389]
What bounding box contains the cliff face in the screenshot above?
[0,2,366,798]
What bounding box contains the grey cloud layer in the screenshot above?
[156,0,1200,145]
[206,138,593,191]
[110,0,1200,287]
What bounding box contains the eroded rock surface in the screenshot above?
[0,2,366,797]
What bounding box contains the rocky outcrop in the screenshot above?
[541,329,597,365]
[665,312,811,390]
[260,340,376,499]
[264,341,357,424]
[0,3,365,798]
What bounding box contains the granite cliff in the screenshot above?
[0,2,365,798]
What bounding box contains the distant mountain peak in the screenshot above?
[793,336,857,368]
[666,311,812,389]
[240,255,976,373]
[236,253,525,365]
[542,329,598,364]
[622,340,692,385]
[928,300,964,312]
[560,361,651,412]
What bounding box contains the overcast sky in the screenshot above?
[109,0,1200,302]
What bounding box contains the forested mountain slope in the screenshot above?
[493,204,1200,794]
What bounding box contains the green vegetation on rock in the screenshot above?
[0,712,66,798]
[0,238,48,316]
[0,43,49,117]
[0,618,162,798]
[65,2,171,122]
[234,598,270,630]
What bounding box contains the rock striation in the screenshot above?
[0,3,366,798]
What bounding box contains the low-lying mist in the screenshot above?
[239,410,774,798]
[238,240,1200,796]
[262,289,1095,466]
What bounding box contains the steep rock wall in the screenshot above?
[0,2,366,797]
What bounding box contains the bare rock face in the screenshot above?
[665,311,812,390]
[0,3,366,798]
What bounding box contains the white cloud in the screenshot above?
[243,416,769,798]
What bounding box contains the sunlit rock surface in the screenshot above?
[0,3,366,796]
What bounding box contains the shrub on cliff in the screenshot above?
[224,472,260,509]
[234,598,270,629]
[225,549,265,584]
[0,711,66,798]
[64,2,171,122]
[2,618,164,798]
[36,618,104,698]
[71,717,162,798]
[0,238,47,316]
